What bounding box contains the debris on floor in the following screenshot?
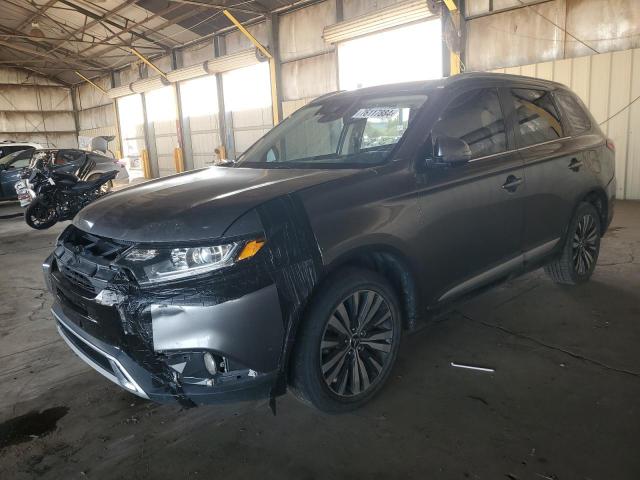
[450,362,495,373]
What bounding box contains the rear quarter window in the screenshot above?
[512,89,564,147]
[555,91,591,134]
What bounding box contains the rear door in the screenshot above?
[416,86,526,303]
[509,87,595,259]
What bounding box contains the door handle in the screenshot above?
[502,175,523,192]
[569,158,583,171]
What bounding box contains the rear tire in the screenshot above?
[25,198,58,230]
[290,267,402,413]
[545,202,601,285]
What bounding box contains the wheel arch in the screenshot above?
[581,188,608,234]
[318,244,422,331]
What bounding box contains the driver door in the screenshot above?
[0,153,32,199]
[416,86,526,304]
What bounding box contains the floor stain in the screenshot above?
[0,406,69,449]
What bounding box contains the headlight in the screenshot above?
[119,240,264,285]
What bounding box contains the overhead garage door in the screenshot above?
[116,94,145,180]
[179,75,221,169]
[323,0,442,90]
[222,62,273,159]
[337,19,443,90]
[145,86,179,177]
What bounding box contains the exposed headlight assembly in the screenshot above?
[120,240,264,285]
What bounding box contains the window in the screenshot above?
[55,150,85,165]
[0,148,33,166]
[512,89,564,146]
[237,93,427,168]
[431,88,507,159]
[555,91,591,134]
[0,145,28,158]
[12,157,31,169]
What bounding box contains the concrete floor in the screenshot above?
[0,201,638,480]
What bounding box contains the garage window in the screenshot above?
[337,20,443,91]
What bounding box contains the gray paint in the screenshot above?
[73,165,358,242]
[151,284,284,372]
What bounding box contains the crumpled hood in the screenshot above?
[74,166,357,243]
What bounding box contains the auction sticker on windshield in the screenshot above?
[352,108,399,119]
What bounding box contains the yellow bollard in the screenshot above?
[141,149,152,179]
[173,147,185,173]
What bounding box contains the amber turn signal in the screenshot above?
[237,240,265,261]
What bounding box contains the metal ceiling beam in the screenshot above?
[168,1,266,15]
[79,4,204,59]
[0,33,165,49]
[15,0,59,31]
[0,59,120,68]
[0,39,108,72]
[46,0,140,55]
[57,0,174,50]
[130,47,168,80]
[0,24,107,70]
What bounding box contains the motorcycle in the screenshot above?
[16,153,117,230]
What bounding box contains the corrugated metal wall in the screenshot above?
[491,48,640,200]
[74,75,120,156]
[0,67,76,148]
[466,0,640,71]
[279,1,337,119]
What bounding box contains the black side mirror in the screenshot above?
[432,136,472,166]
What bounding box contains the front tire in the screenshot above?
[25,198,58,230]
[290,268,402,413]
[545,202,601,285]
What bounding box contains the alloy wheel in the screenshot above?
[572,213,599,275]
[320,290,395,397]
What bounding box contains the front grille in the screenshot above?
[59,264,95,294]
[62,226,129,264]
[58,321,114,375]
[56,286,89,317]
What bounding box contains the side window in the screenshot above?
[555,91,591,134]
[12,157,31,169]
[512,89,564,146]
[56,150,85,165]
[432,88,507,159]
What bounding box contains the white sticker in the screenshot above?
[352,108,399,119]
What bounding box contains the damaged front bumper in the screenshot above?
[44,196,322,407]
[44,248,284,405]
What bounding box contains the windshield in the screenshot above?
[236,93,428,168]
[0,148,34,167]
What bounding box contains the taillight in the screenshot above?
[606,138,616,152]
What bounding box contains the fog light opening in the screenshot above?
[203,352,218,375]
